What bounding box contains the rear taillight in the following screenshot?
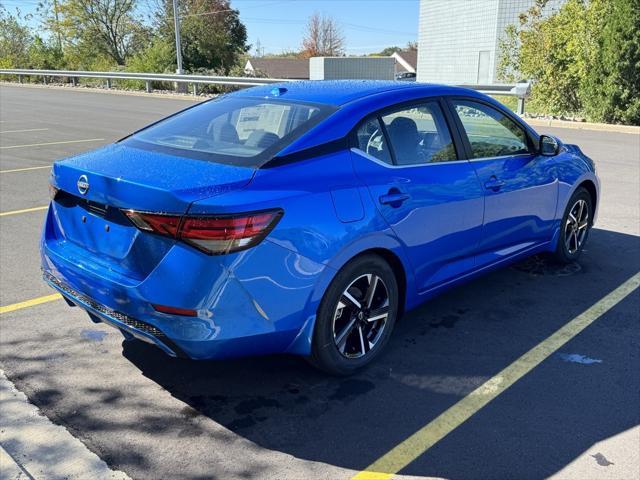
[125,212,181,237]
[124,209,283,255]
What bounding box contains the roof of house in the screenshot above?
[392,50,418,73]
[245,58,310,79]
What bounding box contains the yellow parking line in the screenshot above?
[0,165,51,173]
[0,294,62,315]
[0,138,104,150]
[0,128,49,134]
[352,272,640,480]
[0,206,48,217]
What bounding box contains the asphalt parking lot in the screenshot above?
[1,83,639,480]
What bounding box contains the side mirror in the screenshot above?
[540,135,560,156]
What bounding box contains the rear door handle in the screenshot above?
[379,191,410,207]
[484,177,505,191]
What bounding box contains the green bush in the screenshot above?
[498,0,640,125]
[580,0,640,125]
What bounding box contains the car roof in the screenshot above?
[229,80,463,106]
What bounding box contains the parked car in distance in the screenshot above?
[42,81,599,375]
[395,72,417,81]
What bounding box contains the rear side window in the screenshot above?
[356,117,393,165]
[380,101,457,165]
[452,100,530,159]
[125,97,335,167]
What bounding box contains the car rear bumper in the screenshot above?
[41,205,330,360]
[44,271,189,358]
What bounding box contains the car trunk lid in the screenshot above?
[52,143,255,213]
[46,143,255,282]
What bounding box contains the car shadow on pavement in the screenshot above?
[121,227,640,478]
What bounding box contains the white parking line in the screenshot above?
[0,165,51,174]
[0,138,104,150]
[0,128,49,134]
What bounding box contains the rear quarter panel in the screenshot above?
[189,150,417,355]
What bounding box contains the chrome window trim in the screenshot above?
[350,147,470,169]
[467,152,535,163]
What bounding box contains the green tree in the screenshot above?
[498,0,588,116]
[40,0,149,66]
[155,0,248,73]
[28,36,65,69]
[499,0,640,124]
[581,0,640,124]
[0,7,32,68]
[127,36,174,73]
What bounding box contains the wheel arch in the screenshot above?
[551,173,600,251]
[285,237,414,356]
[354,248,407,319]
[578,179,598,214]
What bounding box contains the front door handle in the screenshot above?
[379,190,410,207]
[484,176,505,191]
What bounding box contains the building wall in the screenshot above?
[417,0,566,85]
[309,57,396,80]
[417,0,500,84]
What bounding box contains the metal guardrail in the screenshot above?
[0,69,531,114]
[0,68,291,92]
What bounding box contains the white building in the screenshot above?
[416,0,565,85]
[309,57,396,80]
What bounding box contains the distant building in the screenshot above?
[309,57,396,80]
[391,50,418,74]
[417,0,566,84]
[244,58,309,79]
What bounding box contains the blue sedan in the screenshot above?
[42,81,599,374]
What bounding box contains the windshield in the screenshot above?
[123,96,335,167]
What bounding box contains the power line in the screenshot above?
[242,16,415,35]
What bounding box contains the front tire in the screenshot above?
[309,254,399,375]
[554,187,593,263]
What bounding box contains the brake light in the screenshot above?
[124,210,283,255]
[125,211,181,237]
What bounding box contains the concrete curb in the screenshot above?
[0,370,131,480]
[526,118,640,135]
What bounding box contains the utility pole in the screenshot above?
[172,0,184,75]
[52,0,62,51]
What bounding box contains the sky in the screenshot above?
[3,0,420,56]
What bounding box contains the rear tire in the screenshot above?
[309,254,399,376]
[554,187,592,264]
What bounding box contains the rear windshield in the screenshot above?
[123,96,335,167]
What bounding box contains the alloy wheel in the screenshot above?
[332,274,389,359]
[564,198,589,254]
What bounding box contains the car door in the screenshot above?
[448,98,558,266]
[350,99,484,293]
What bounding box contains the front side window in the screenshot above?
[380,101,457,165]
[453,100,530,159]
[125,97,334,167]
